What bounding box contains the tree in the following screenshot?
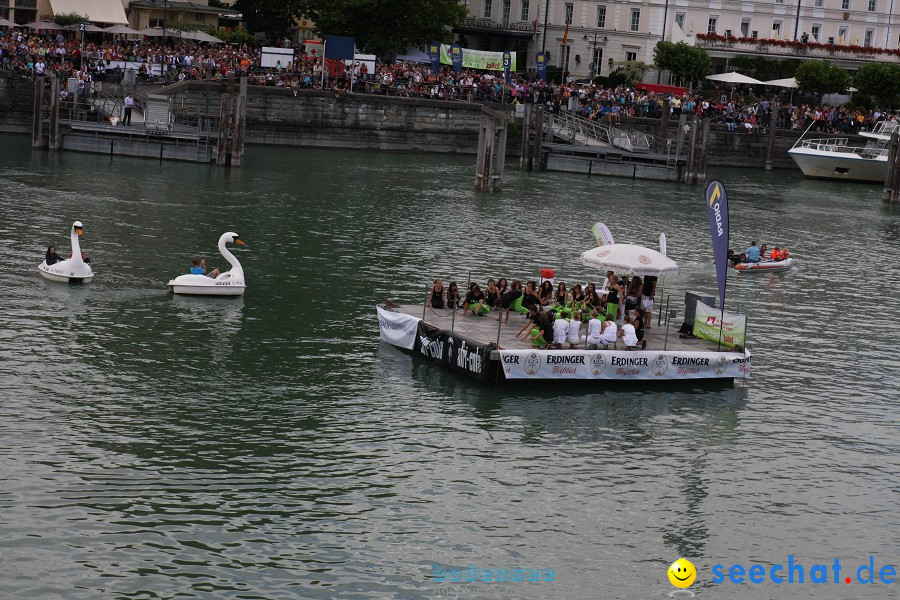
[232,0,304,40]
[794,60,851,98]
[853,62,900,109]
[54,12,89,26]
[653,41,712,87]
[294,0,467,57]
[609,61,653,87]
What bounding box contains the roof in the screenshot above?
[127,0,241,16]
[635,83,689,96]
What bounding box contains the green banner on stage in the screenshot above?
[439,44,517,72]
[693,302,746,349]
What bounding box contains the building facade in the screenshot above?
[458,0,899,79]
[0,0,238,30]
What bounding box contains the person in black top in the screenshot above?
[570,284,585,305]
[484,279,500,309]
[522,281,540,310]
[446,281,462,309]
[497,278,508,296]
[497,280,523,323]
[633,308,647,349]
[538,280,553,307]
[463,284,489,317]
[583,283,601,312]
[44,245,62,266]
[554,282,568,306]
[605,273,622,322]
[428,278,445,309]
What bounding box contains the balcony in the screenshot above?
[695,34,900,64]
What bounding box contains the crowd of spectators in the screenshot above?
[2,27,895,132]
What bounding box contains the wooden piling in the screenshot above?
[658,97,670,153]
[698,117,710,183]
[32,77,45,148]
[683,115,698,184]
[493,119,508,191]
[892,132,900,203]
[48,78,60,150]
[230,75,247,167]
[765,113,777,170]
[520,102,532,169]
[883,131,897,203]
[532,106,544,171]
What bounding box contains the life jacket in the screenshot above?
[771,249,781,260]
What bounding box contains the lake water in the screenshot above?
[0,137,897,599]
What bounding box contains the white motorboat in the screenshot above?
[167,232,246,296]
[38,220,94,283]
[788,120,898,183]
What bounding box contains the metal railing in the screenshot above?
[545,111,659,153]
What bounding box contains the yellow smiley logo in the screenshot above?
[668,558,697,588]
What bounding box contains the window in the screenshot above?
[675,13,685,30]
[839,26,848,43]
[502,0,510,26]
[630,9,640,32]
[565,3,573,25]
[483,0,492,18]
[520,0,529,21]
[597,5,606,29]
[776,0,784,3]
[625,50,637,62]
[559,44,571,69]
[841,0,850,9]
[591,47,603,76]
[752,30,758,39]
[740,18,750,38]
[773,21,782,37]
[725,29,732,38]
[868,0,876,11]
[811,25,820,41]
[150,18,164,28]
[708,17,718,35]
[195,13,205,22]
[864,28,874,46]
[815,0,823,5]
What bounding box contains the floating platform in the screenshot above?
[59,121,214,163]
[377,304,751,385]
[544,142,683,182]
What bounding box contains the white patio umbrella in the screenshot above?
[0,17,17,28]
[581,244,679,277]
[138,27,166,37]
[706,72,765,85]
[24,21,66,30]
[103,25,141,36]
[182,30,224,43]
[762,77,799,88]
[67,23,105,32]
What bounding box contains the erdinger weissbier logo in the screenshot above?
[590,353,606,376]
[652,354,668,377]
[524,352,541,376]
[713,355,728,374]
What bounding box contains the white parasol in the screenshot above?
[581,244,679,277]
[24,21,66,30]
[706,72,765,85]
[103,25,141,35]
[0,18,17,28]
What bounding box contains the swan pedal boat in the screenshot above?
[38,220,94,283]
[735,257,796,273]
[167,232,246,296]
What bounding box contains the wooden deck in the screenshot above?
[394,304,724,353]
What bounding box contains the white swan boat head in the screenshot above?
[167,231,247,296]
[38,220,94,283]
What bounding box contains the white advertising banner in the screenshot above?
[376,306,420,350]
[499,349,751,380]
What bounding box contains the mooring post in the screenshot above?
[230,74,247,167]
[532,106,544,171]
[683,115,698,184]
[698,117,710,183]
[658,97,670,153]
[883,131,897,203]
[475,117,489,190]
[520,102,532,168]
[493,119,508,191]
[48,77,60,150]
[216,94,230,165]
[32,77,45,148]
[765,112,777,170]
[893,133,900,203]
[675,112,687,160]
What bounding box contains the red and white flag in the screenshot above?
[562,22,569,46]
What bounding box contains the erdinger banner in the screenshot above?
[693,302,746,349]
[376,306,420,350]
[414,322,492,381]
[499,350,751,380]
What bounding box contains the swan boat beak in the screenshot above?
[75,227,83,236]
[235,239,246,246]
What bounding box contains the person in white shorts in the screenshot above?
[585,310,603,349]
[551,315,569,349]
[567,310,583,349]
[598,320,618,349]
[618,315,639,350]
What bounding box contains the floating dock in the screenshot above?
[377,304,751,385]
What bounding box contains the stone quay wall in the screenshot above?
[0,73,36,135]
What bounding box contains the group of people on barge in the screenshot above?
[426,273,657,351]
